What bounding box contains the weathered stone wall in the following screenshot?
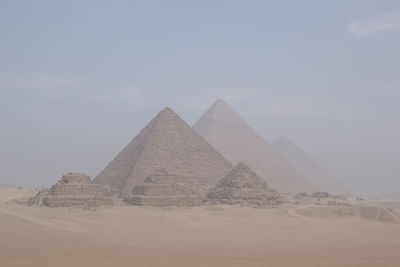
[125,169,202,207]
[42,196,112,208]
[312,192,330,199]
[28,173,112,208]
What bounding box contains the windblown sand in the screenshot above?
[1,186,400,267]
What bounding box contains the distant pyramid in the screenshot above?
[207,163,281,206]
[94,107,233,200]
[273,137,345,193]
[193,99,315,193]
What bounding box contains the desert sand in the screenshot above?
[1,185,400,267]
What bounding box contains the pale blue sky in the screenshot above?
[1,0,399,195]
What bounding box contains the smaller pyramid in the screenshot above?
[125,168,203,207]
[206,163,282,207]
[28,173,112,208]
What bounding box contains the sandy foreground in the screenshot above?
[1,186,400,267]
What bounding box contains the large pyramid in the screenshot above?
[193,99,315,193]
[274,137,345,193]
[94,107,233,200]
[206,163,281,207]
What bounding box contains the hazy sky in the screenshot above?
[1,0,399,195]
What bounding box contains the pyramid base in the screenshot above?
[42,197,113,208]
[124,196,202,207]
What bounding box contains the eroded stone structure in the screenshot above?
[28,173,112,208]
[206,163,282,207]
[125,168,203,206]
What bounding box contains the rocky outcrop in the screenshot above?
[206,163,282,207]
[125,168,203,207]
[28,173,112,208]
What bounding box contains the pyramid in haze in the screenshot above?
[193,99,315,193]
[94,107,233,200]
[207,163,282,207]
[274,137,345,193]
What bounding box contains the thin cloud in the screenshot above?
[349,10,400,36]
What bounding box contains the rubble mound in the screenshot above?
[206,163,282,207]
[125,168,203,207]
[312,192,330,198]
[28,173,112,208]
[296,206,399,223]
[357,206,399,223]
[294,192,350,206]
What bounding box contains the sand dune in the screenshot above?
[1,186,400,267]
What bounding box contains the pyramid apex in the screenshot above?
[212,98,231,110]
[215,98,227,105]
[194,99,246,128]
[155,107,180,119]
[160,106,174,113]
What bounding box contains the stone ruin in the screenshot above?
[206,163,282,207]
[28,173,112,208]
[312,192,330,199]
[294,192,351,206]
[125,168,204,207]
[296,205,399,223]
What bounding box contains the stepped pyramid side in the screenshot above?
[28,173,112,208]
[207,163,282,207]
[94,110,163,195]
[94,107,233,200]
[193,99,316,193]
[274,137,345,193]
[126,168,203,206]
